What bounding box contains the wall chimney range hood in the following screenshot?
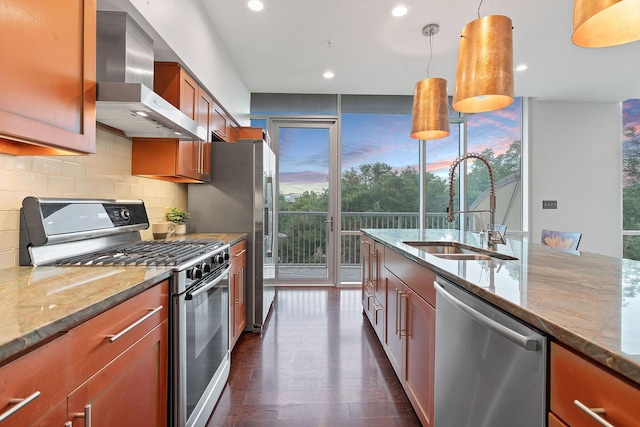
[96,11,205,141]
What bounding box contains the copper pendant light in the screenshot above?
[452,15,514,113]
[572,0,640,47]
[410,24,450,140]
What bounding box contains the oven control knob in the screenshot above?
[119,208,131,221]
[201,262,211,273]
[188,267,203,279]
[224,252,230,261]
[214,254,225,264]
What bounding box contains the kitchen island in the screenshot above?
[362,228,640,427]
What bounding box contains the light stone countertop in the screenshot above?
[362,228,640,387]
[0,233,246,364]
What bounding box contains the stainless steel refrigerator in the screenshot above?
[188,138,276,332]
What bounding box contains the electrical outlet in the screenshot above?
[542,200,557,209]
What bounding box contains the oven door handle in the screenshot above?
[186,266,231,300]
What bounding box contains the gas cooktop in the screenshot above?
[54,239,223,267]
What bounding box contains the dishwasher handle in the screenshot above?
[433,280,539,351]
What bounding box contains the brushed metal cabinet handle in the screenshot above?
[399,293,408,337]
[106,306,163,342]
[395,289,401,336]
[0,391,40,422]
[574,400,614,427]
[234,249,247,257]
[74,404,92,427]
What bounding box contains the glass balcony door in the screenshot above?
[271,118,339,285]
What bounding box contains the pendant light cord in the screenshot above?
[426,33,433,78]
[477,0,485,18]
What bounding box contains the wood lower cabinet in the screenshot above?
[550,342,640,427]
[0,281,168,426]
[0,0,96,155]
[0,334,70,426]
[362,235,385,342]
[67,321,168,427]
[383,247,436,427]
[230,240,247,349]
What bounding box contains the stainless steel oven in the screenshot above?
[170,244,231,427]
[19,197,232,427]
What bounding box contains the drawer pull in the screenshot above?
[74,404,92,427]
[0,391,40,422]
[106,306,163,342]
[234,249,246,257]
[574,400,614,427]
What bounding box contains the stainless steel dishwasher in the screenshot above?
[433,277,547,427]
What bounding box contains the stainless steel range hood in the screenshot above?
[96,11,205,141]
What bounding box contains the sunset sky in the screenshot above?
[277,97,523,194]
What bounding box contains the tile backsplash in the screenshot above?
[0,127,187,268]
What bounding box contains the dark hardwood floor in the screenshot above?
[207,287,422,426]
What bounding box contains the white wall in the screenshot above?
[529,100,621,257]
[126,0,251,125]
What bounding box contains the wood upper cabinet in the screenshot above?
[230,240,247,349]
[550,342,640,427]
[0,0,96,156]
[132,62,212,182]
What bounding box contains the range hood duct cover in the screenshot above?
[96,11,205,141]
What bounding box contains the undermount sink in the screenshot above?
[402,241,518,261]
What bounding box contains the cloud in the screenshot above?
[280,170,328,185]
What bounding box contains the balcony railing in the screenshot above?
[277,211,455,268]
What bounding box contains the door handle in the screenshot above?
[324,216,334,232]
[433,280,538,351]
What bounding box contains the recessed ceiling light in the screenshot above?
[516,64,528,72]
[391,5,408,17]
[247,0,264,11]
[323,71,335,79]
[134,111,149,117]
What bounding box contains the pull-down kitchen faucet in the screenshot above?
[446,153,506,249]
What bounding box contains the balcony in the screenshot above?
[276,211,455,282]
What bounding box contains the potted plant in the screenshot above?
[166,207,190,235]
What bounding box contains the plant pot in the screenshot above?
[174,224,187,235]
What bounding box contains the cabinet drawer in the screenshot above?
[0,334,70,426]
[385,248,436,307]
[231,240,247,271]
[550,342,640,427]
[548,412,569,427]
[67,281,169,388]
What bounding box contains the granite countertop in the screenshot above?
[0,232,246,365]
[362,228,640,386]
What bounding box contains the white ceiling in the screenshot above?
[199,0,640,102]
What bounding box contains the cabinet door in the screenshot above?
[0,335,70,426]
[230,241,247,349]
[384,272,404,377]
[403,286,435,427]
[67,321,168,427]
[176,141,200,181]
[179,70,198,121]
[211,105,229,141]
[197,91,213,181]
[0,0,96,155]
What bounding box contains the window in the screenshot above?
[622,99,640,260]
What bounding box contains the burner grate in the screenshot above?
[55,239,222,267]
